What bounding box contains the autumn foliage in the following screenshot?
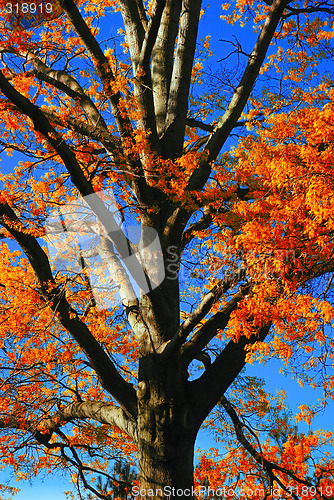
[0,0,334,499]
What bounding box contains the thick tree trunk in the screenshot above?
[136,354,196,500]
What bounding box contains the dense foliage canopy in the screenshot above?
[0,0,334,499]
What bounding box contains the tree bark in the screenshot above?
[137,354,196,499]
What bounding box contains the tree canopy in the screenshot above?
[0,0,334,499]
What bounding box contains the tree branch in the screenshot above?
[284,5,334,18]
[162,0,202,157]
[186,118,214,133]
[119,0,146,58]
[0,202,138,418]
[41,401,138,442]
[151,0,183,137]
[0,401,137,447]
[41,107,121,156]
[0,73,156,293]
[119,0,165,146]
[161,277,234,359]
[0,70,96,197]
[221,396,329,500]
[60,0,130,139]
[185,117,265,134]
[180,209,213,250]
[189,323,271,429]
[45,1,157,208]
[185,0,290,193]
[0,96,121,159]
[135,0,148,30]
[138,0,166,71]
[26,51,109,130]
[180,284,251,366]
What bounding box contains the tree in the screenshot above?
[0,0,334,498]
[195,373,334,499]
[88,460,137,499]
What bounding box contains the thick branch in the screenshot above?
[59,0,157,210]
[42,402,138,442]
[186,118,214,133]
[26,52,109,130]
[151,0,182,136]
[0,402,137,444]
[119,0,146,59]
[119,1,164,145]
[0,71,95,197]
[0,202,138,418]
[96,235,139,311]
[180,284,250,366]
[135,0,148,30]
[186,0,290,193]
[189,323,271,429]
[162,0,202,157]
[161,277,234,358]
[138,1,167,71]
[60,0,130,138]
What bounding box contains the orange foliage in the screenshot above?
[0,0,334,498]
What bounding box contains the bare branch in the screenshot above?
[162,0,202,157]
[185,0,290,193]
[135,0,148,30]
[186,118,214,133]
[151,0,182,137]
[41,401,138,442]
[0,401,137,446]
[118,0,146,58]
[284,5,334,18]
[118,1,165,145]
[138,0,166,71]
[96,235,139,309]
[26,52,109,130]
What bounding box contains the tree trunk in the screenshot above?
[136,354,196,500]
